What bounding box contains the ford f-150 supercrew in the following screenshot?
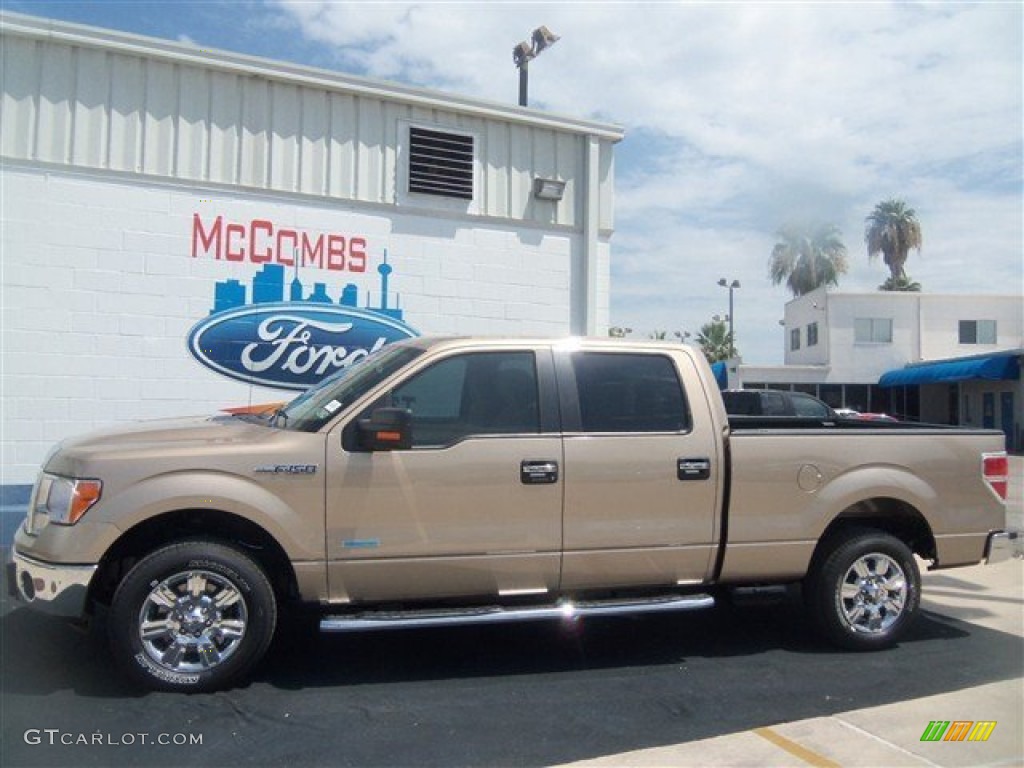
[8,337,1015,691]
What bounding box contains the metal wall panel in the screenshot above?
[382,101,406,204]
[108,52,145,173]
[509,122,533,221]
[239,76,269,189]
[208,70,240,183]
[328,92,356,199]
[270,81,300,193]
[599,141,616,232]
[357,97,384,203]
[177,65,210,182]
[0,21,620,231]
[483,121,510,219]
[1,37,37,159]
[142,60,176,178]
[299,88,328,196]
[557,132,580,227]
[71,47,109,168]
[37,41,74,164]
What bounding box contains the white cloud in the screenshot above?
[271,0,1022,363]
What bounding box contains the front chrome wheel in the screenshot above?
[138,569,249,674]
[837,552,907,635]
[110,540,277,691]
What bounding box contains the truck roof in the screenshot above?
[398,336,703,354]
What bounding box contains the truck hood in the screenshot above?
[44,415,284,474]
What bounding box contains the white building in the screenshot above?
[0,13,624,486]
[739,287,1023,450]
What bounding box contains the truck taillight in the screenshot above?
[983,452,1009,501]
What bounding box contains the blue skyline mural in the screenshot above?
[210,250,404,321]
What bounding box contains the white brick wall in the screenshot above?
[1,166,603,484]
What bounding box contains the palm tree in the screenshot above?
[865,199,922,283]
[879,275,922,292]
[769,224,849,297]
[696,320,734,363]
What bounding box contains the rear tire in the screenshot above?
[109,540,277,692]
[805,529,920,651]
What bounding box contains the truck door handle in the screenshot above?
[677,458,711,481]
[521,460,559,484]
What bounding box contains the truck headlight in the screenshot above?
[35,473,102,526]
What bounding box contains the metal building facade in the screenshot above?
[1,13,619,230]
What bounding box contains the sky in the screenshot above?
[6,0,1021,364]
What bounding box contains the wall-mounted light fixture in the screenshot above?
[533,177,566,201]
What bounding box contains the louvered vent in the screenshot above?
[408,127,474,200]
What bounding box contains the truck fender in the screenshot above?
[96,470,323,561]
[808,463,937,541]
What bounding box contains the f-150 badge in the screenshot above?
[253,464,318,475]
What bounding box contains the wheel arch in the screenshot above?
[814,497,936,568]
[88,508,298,611]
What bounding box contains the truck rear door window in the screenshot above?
[571,353,690,433]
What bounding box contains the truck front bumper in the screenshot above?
[985,530,1022,565]
[7,548,97,618]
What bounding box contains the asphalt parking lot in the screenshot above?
[1,459,1021,768]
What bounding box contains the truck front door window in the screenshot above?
[386,351,540,447]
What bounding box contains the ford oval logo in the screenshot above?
[188,303,419,390]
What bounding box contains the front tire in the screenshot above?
[109,540,277,692]
[805,529,920,651]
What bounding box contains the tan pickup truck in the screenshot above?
[8,337,1015,691]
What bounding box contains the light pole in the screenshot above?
[717,278,740,357]
[513,26,560,107]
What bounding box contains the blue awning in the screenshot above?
[711,361,728,390]
[879,353,1021,387]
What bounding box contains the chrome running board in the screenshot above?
[319,592,714,632]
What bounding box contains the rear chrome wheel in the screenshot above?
[806,529,920,651]
[836,552,908,636]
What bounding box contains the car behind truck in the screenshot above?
[8,337,1015,691]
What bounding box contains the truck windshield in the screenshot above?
[277,344,424,432]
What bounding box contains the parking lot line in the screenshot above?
[753,726,842,768]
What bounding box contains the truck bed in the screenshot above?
[728,415,976,432]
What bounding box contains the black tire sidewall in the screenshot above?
[808,530,921,651]
[109,540,277,692]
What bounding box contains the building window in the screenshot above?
[855,317,893,343]
[844,384,869,412]
[408,126,475,200]
[807,322,819,347]
[790,328,801,351]
[818,384,843,409]
[959,320,997,345]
